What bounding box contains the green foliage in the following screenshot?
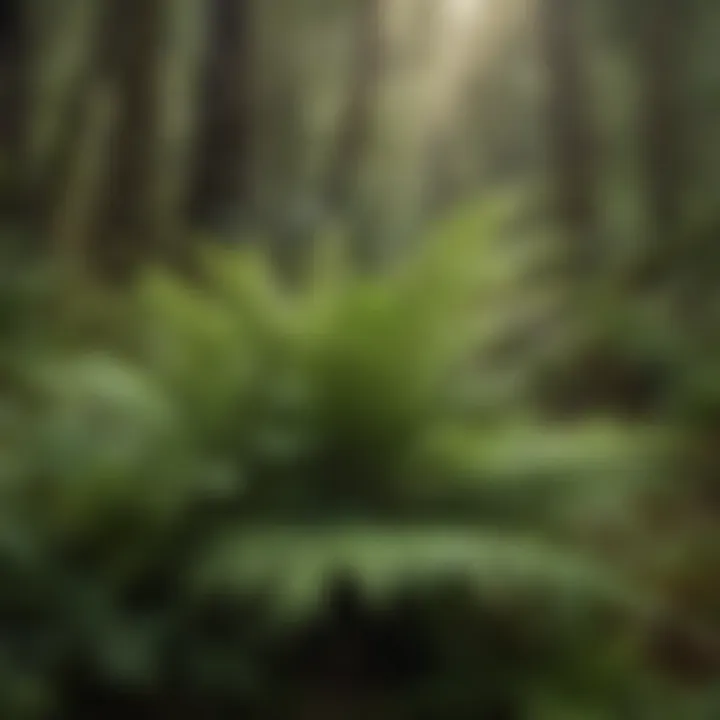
[126,204,522,503]
[5,0,720,712]
[0,201,691,716]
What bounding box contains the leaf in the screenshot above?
[193,526,651,620]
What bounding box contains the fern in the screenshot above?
[0,198,685,715]
[192,526,653,622]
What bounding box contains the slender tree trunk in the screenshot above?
[323,0,383,268]
[540,0,598,274]
[151,0,207,269]
[50,82,117,299]
[91,0,166,280]
[189,0,254,234]
[325,0,382,208]
[28,0,101,239]
[637,0,687,278]
[0,0,26,224]
[254,1,310,276]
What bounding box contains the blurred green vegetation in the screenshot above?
[2,0,720,717]
[0,199,715,718]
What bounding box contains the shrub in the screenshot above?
[0,201,683,716]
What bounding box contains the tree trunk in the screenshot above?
[91,0,167,280]
[0,0,26,224]
[540,0,598,274]
[323,0,383,268]
[29,0,103,241]
[637,0,688,280]
[189,0,254,234]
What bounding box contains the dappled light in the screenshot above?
[2,0,720,717]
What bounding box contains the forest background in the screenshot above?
[1,0,720,717]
